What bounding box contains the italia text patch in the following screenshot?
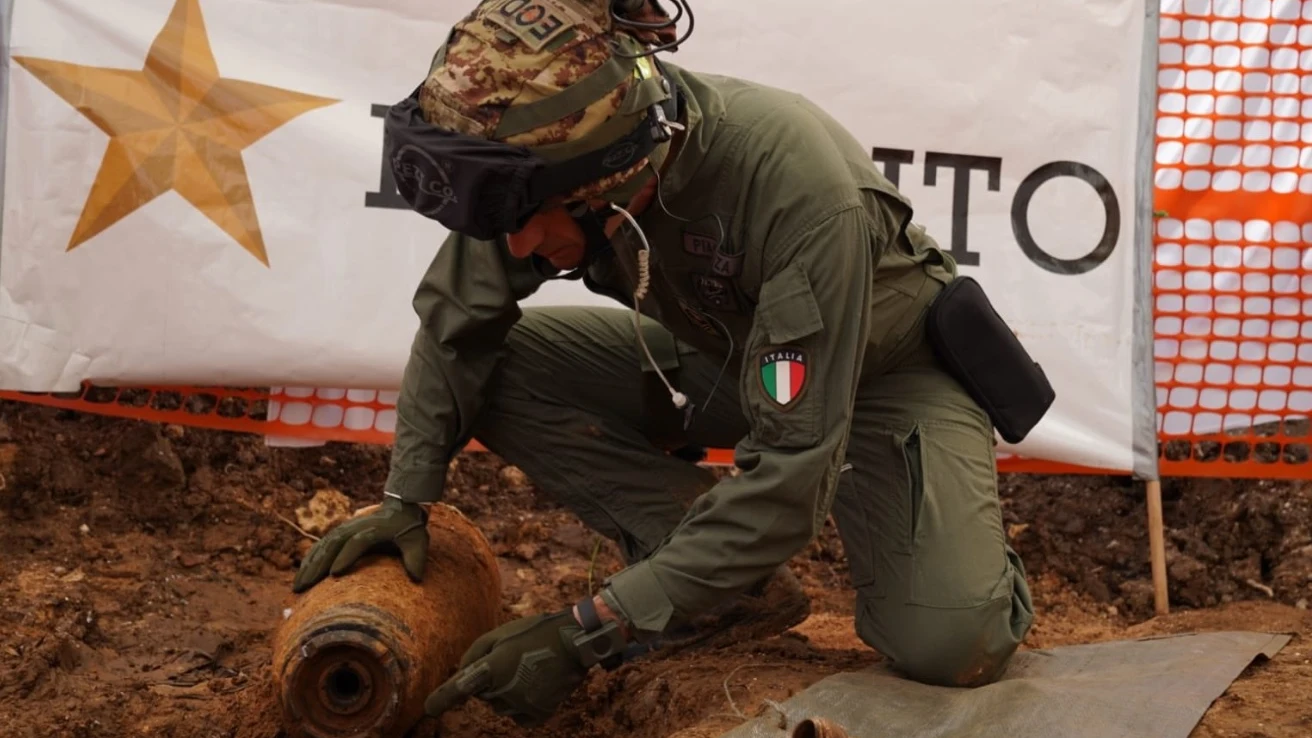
[484,0,580,51]
[759,347,808,408]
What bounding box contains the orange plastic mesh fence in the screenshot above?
[0,384,1118,474]
[1152,0,1312,478]
[7,1,1312,479]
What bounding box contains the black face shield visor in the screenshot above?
[382,60,680,242]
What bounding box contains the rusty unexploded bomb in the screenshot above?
[272,502,502,738]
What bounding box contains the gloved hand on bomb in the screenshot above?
[423,597,636,727]
[291,496,430,593]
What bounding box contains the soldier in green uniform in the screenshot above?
[293,0,1050,726]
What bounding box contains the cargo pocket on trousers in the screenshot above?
[744,261,824,448]
[829,462,880,590]
[903,419,1011,609]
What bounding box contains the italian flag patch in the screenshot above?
[759,348,807,407]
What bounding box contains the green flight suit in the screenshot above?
[385,63,1035,687]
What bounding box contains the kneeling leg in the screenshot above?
[832,344,1034,687]
[472,306,747,565]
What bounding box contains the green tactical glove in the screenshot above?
[291,496,429,593]
[423,610,590,727]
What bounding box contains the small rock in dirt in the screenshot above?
[1080,569,1111,603]
[177,552,210,568]
[202,525,243,553]
[79,523,89,534]
[237,557,264,576]
[512,543,542,561]
[187,465,217,494]
[294,488,353,537]
[0,442,17,476]
[1271,545,1312,600]
[55,637,84,670]
[1117,578,1156,615]
[549,522,599,556]
[499,466,531,490]
[1297,599,1308,610]
[1167,553,1211,607]
[115,425,187,526]
[46,457,92,505]
[264,550,293,570]
[182,491,211,509]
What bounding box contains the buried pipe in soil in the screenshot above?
[271,503,502,738]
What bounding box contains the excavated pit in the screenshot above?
[1,401,1310,738]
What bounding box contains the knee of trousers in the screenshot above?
[480,318,566,409]
[856,591,1034,688]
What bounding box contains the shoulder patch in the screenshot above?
[482,0,582,52]
[758,347,808,408]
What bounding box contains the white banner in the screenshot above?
[0,0,1152,472]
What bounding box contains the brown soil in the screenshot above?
[1,400,1310,738]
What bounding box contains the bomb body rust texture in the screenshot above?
[272,503,502,738]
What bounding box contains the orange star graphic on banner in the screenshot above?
[13,0,338,266]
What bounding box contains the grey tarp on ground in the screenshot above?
[718,632,1291,738]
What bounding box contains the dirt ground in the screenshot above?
[1,400,1310,738]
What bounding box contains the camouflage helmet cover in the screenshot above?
[420,0,673,204]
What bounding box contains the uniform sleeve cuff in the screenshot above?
[602,560,676,634]
[383,465,447,504]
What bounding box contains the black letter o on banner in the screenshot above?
[1011,161,1120,276]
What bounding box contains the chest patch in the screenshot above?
[677,299,720,337]
[682,230,743,277]
[483,0,582,51]
[759,348,808,408]
[683,232,716,257]
[710,247,743,277]
[691,274,738,311]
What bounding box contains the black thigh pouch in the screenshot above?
[925,276,1056,444]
